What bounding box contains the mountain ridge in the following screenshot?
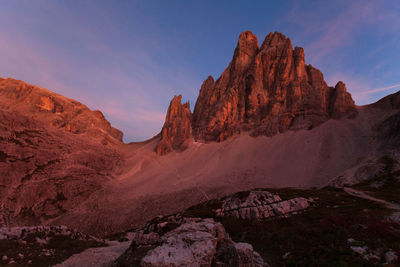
[156,31,357,155]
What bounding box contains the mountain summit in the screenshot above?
[157,31,356,154]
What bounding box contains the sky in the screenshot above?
[0,0,399,142]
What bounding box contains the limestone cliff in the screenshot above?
[191,31,357,142]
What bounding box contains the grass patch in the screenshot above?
[353,155,400,204]
[182,198,222,219]
[114,244,157,267]
[0,233,106,266]
[105,231,130,242]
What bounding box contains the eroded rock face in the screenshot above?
[0,109,123,227]
[216,191,313,220]
[329,81,357,119]
[0,79,124,227]
[192,31,357,141]
[156,95,192,155]
[0,78,123,143]
[116,218,267,267]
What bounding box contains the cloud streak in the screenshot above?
[353,83,400,96]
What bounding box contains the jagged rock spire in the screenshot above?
[155,95,192,155]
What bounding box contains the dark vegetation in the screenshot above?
[0,230,105,267]
[354,155,400,205]
[114,244,157,267]
[182,186,399,266]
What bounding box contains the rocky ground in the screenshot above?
[0,226,105,266]
[1,181,399,266]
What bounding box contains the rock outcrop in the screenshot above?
[0,78,123,143]
[191,31,356,142]
[216,191,313,220]
[329,81,357,119]
[155,95,192,155]
[0,79,124,227]
[115,218,267,267]
[0,109,123,227]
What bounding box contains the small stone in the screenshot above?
[385,250,398,264]
[347,238,356,244]
[282,252,291,259]
[351,246,368,255]
[157,222,168,229]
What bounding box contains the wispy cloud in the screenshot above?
[285,0,400,64]
[306,3,374,63]
[352,83,400,99]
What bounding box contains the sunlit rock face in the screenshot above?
[156,31,357,154]
[191,31,357,142]
[0,78,124,227]
[0,78,123,143]
[155,95,192,155]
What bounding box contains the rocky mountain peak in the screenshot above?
[190,30,357,142]
[260,31,291,50]
[232,31,260,74]
[158,30,358,154]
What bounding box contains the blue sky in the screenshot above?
[0,0,399,141]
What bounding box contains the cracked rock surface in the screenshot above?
[216,191,313,219]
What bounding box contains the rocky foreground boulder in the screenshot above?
[216,191,313,220]
[114,190,315,266]
[115,218,267,267]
